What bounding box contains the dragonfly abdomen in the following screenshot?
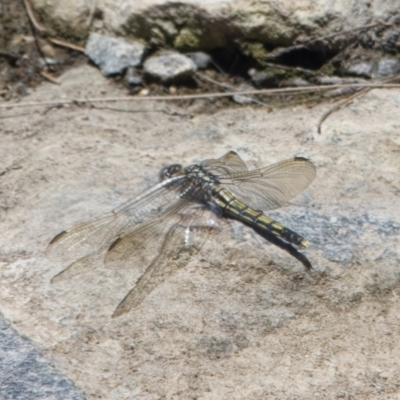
[212,187,309,248]
[255,215,310,248]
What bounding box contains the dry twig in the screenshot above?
[317,75,400,134]
[49,38,85,53]
[22,0,47,33]
[92,105,193,119]
[195,72,267,106]
[1,82,400,110]
[40,71,61,85]
[86,0,98,27]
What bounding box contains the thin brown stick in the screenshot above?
[92,104,193,118]
[317,75,400,134]
[49,38,85,53]
[40,71,61,85]
[86,0,98,26]
[195,72,267,106]
[1,82,400,110]
[22,0,47,33]
[261,61,316,76]
[317,88,368,134]
[195,72,235,90]
[22,0,51,71]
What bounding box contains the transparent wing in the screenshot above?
[112,206,220,317]
[104,198,191,270]
[51,197,193,283]
[201,151,248,175]
[46,176,185,264]
[112,223,183,317]
[214,157,316,210]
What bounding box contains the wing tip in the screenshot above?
[49,230,68,245]
[294,156,309,162]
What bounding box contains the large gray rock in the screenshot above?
[29,0,400,87]
[30,0,400,50]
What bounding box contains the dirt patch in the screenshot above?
[0,0,86,101]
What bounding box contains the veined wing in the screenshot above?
[46,175,186,263]
[104,197,193,269]
[201,151,248,174]
[111,207,218,317]
[207,154,316,211]
[51,197,194,283]
[111,223,183,317]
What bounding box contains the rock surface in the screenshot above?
[0,313,84,400]
[30,0,400,49]
[25,0,400,92]
[1,64,400,399]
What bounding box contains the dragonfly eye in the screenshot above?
[159,164,183,181]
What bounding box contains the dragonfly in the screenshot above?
[47,151,316,317]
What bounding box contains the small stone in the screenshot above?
[138,88,149,96]
[375,58,400,78]
[314,76,367,85]
[143,51,197,83]
[85,33,146,76]
[248,68,280,88]
[185,52,212,69]
[125,67,142,86]
[345,62,374,78]
[232,83,258,105]
[382,29,400,52]
[13,82,29,96]
[281,78,310,87]
[40,43,57,60]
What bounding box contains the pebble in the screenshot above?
[85,33,146,76]
[375,58,400,78]
[143,51,197,83]
[185,52,212,69]
[125,67,142,86]
[345,62,374,78]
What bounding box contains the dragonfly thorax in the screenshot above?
[184,164,219,186]
[173,164,220,202]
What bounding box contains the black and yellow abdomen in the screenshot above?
[212,187,309,248]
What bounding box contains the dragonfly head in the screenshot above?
[159,163,184,181]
